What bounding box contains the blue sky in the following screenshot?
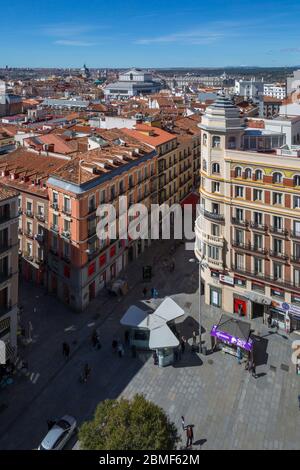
[2,0,300,68]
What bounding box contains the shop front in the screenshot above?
[210,314,253,360]
[268,300,290,332]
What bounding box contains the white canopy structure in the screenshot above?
[120,297,185,350]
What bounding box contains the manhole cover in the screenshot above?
[0,404,8,414]
[208,359,214,365]
[270,365,277,372]
[280,364,289,372]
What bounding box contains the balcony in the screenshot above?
[34,234,44,244]
[62,207,72,216]
[232,241,268,256]
[207,257,224,270]
[250,222,268,232]
[35,213,45,222]
[231,264,297,290]
[25,231,34,240]
[51,202,59,211]
[61,230,71,240]
[231,217,249,228]
[50,224,59,233]
[203,210,225,222]
[24,252,34,263]
[270,226,289,237]
[25,210,34,219]
[291,231,300,240]
[269,250,289,262]
[291,255,300,265]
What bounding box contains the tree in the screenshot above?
[79,394,179,450]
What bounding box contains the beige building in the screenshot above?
[0,185,19,359]
[196,96,300,333]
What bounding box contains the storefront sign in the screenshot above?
[271,288,284,298]
[210,325,253,351]
[273,300,300,318]
[219,274,234,286]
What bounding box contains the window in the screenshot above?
[235,186,244,198]
[294,175,300,186]
[254,257,263,275]
[212,181,220,193]
[294,269,300,287]
[253,189,263,201]
[235,167,242,178]
[63,197,71,214]
[294,221,300,237]
[235,229,243,245]
[202,159,207,171]
[236,208,244,221]
[255,169,263,180]
[273,262,283,280]
[273,192,283,205]
[212,136,221,148]
[228,136,236,149]
[203,134,207,146]
[211,224,220,236]
[294,196,300,209]
[294,243,300,260]
[208,245,219,260]
[52,214,58,230]
[273,238,282,254]
[212,163,220,174]
[245,168,252,179]
[254,234,263,249]
[100,190,106,204]
[273,172,283,184]
[88,195,96,212]
[235,253,244,270]
[273,216,282,230]
[53,192,58,204]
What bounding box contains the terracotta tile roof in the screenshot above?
[122,125,176,148]
[0,184,19,202]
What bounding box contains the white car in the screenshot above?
[38,415,77,450]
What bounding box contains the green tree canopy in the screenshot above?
[79,394,179,450]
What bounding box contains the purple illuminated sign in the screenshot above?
[210,325,253,351]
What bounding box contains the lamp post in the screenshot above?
[189,257,208,354]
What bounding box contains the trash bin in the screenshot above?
[202,345,207,356]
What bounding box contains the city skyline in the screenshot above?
[2,0,300,68]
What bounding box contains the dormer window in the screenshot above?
[273,172,283,184]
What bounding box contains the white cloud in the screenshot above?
[54,40,96,47]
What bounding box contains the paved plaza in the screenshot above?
[0,240,299,450]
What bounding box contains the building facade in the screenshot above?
[0,185,19,359]
[195,96,300,333]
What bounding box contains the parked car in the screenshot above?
[38,415,77,450]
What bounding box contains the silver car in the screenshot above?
[38,415,77,450]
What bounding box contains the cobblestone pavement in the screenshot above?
[0,240,299,450]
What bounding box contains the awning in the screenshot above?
[154,297,185,322]
[149,324,179,349]
[120,305,149,328]
[245,292,271,305]
[210,314,253,351]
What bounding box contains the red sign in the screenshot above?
[99,254,106,267]
[88,262,96,276]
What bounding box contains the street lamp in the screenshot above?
[189,257,208,355]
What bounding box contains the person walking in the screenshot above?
[237,346,242,365]
[118,343,124,358]
[124,330,130,346]
[143,287,147,298]
[91,330,98,349]
[298,394,300,410]
[62,342,70,359]
[153,351,158,365]
[192,331,197,352]
[181,336,186,354]
[186,425,194,448]
[112,339,118,353]
[181,416,186,430]
[251,362,258,379]
[83,363,91,383]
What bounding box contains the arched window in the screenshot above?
[255,169,263,180]
[212,163,220,174]
[235,167,242,178]
[273,172,283,184]
[294,175,300,186]
[203,133,207,146]
[212,136,221,148]
[228,136,236,149]
[245,168,252,179]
